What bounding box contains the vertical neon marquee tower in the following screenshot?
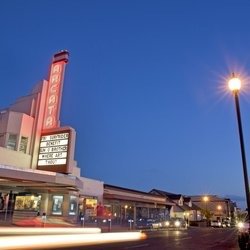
[37,51,77,174]
[43,50,69,130]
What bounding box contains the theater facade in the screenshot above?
[0,51,174,225]
[0,51,86,223]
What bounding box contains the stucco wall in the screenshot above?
[80,177,104,202]
[0,147,31,169]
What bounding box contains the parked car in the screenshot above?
[210,220,222,228]
[135,218,155,229]
[152,218,187,230]
[221,220,231,228]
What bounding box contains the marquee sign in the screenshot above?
[42,51,69,130]
[37,129,72,173]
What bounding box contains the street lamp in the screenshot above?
[203,196,209,211]
[217,205,222,211]
[217,205,222,221]
[124,205,128,221]
[228,73,250,232]
[184,212,189,227]
[203,196,209,226]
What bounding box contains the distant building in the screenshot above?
[149,189,202,222]
[103,184,174,225]
[189,195,237,222]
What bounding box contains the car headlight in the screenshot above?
[174,220,181,227]
[165,221,170,226]
[238,222,244,229]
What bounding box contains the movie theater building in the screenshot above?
[0,51,93,224]
[0,51,174,225]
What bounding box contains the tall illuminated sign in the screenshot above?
[43,51,69,130]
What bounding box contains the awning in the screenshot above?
[0,164,83,192]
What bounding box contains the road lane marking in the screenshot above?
[180,237,192,240]
[124,243,150,249]
[174,237,192,241]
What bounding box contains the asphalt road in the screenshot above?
[57,227,239,250]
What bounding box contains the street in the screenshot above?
[55,227,239,250]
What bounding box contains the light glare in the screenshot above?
[203,196,209,202]
[0,227,101,235]
[0,232,146,249]
[228,77,241,91]
[174,220,181,227]
[238,222,244,228]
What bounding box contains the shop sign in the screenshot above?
[37,129,72,173]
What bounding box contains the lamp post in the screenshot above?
[228,73,250,233]
[217,205,222,222]
[217,205,222,213]
[184,212,189,227]
[203,196,209,212]
[203,196,209,226]
[124,205,128,222]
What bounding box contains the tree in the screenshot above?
[201,209,213,226]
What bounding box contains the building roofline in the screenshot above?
[104,184,175,204]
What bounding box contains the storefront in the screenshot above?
[103,184,174,226]
[0,164,83,224]
[78,177,104,223]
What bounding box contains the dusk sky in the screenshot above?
[1,0,250,206]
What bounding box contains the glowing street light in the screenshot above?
[217,205,222,220]
[203,196,209,203]
[203,196,209,211]
[228,75,241,92]
[203,196,209,226]
[228,73,250,232]
[124,205,128,221]
[217,205,222,211]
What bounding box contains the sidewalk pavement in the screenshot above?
[0,218,74,227]
[0,219,138,232]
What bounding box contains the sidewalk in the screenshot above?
[0,219,139,232]
[0,217,76,228]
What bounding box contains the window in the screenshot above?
[52,195,63,215]
[69,196,77,215]
[7,134,17,150]
[85,198,98,217]
[179,197,183,206]
[0,133,4,146]
[14,195,41,211]
[19,136,28,153]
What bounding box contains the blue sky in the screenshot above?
[1,0,250,206]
